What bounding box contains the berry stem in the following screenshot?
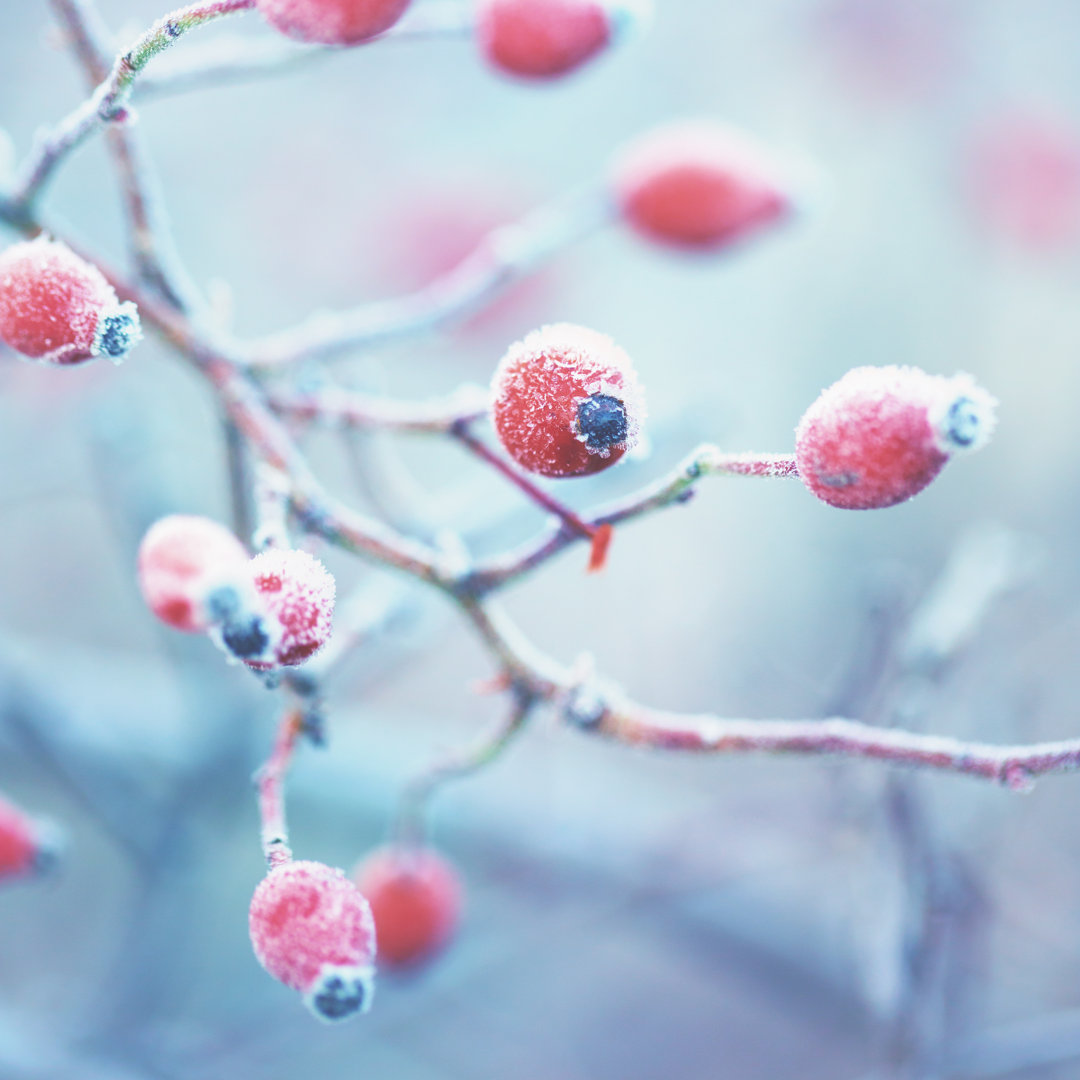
[255,707,304,868]
[451,421,612,571]
[394,690,536,847]
[462,446,799,594]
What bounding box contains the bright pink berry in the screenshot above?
[0,794,60,882]
[255,0,411,44]
[249,860,376,1021]
[353,846,462,969]
[491,323,645,478]
[0,237,141,365]
[614,122,789,251]
[137,515,251,633]
[477,0,619,79]
[243,548,336,669]
[795,366,997,510]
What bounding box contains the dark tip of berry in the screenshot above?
[577,393,628,451]
[221,615,270,660]
[309,969,372,1022]
[95,304,142,360]
[944,396,981,449]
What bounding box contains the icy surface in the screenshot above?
[0,237,129,365]
[795,365,995,510]
[491,322,646,478]
[249,860,376,994]
[246,547,336,668]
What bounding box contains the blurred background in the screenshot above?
[3,1,1080,1077]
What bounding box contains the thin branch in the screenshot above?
[255,706,303,868]
[266,382,489,434]
[49,0,204,311]
[238,185,615,366]
[10,0,255,211]
[462,445,799,595]
[137,1,475,100]
[394,689,536,846]
[454,597,1080,791]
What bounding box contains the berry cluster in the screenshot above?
[0,0,1009,1039]
[136,515,336,671]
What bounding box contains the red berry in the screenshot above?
[0,794,60,882]
[795,366,997,510]
[137,515,251,633]
[0,237,141,365]
[243,548,336,669]
[491,323,645,478]
[354,846,462,969]
[255,0,411,44]
[477,0,621,79]
[249,860,376,1021]
[614,122,789,250]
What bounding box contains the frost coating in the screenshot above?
[137,515,252,633]
[0,237,141,365]
[477,0,613,79]
[244,548,336,669]
[93,301,142,363]
[926,374,998,454]
[613,121,789,250]
[249,860,377,1018]
[254,0,412,45]
[795,365,997,510]
[304,963,375,1021]
[491,322,646,478]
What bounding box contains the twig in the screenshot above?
[266,381,490,434]
[49,0,205,311]
[255,706,303,867]
[238,185,616,366]
[394,688,536,846]
[461,445,799,595]
[10,0,255,211]
[137,1,475,100]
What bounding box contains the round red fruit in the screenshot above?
[477,0,615,79]
[254,0,412,44]
[242,548,335,669]
[0,237,141,365]
[354,846,462,969]
[491,323,645,478]
[137,515,251,633]
[250,860,377,1021]
[614,121,789,250]
[795,366,997,510]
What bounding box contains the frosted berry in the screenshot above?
[491,323,645,478]
[354,846,462,969]
[478,0,626,78]
[614,122,789,250]
[137,515,251,633]
[0,794,61,882]
[239,548,336,669]
[249,860,376,1021]
[0,237,141,365]
[255,0,411,44]
[795,366,997,510]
